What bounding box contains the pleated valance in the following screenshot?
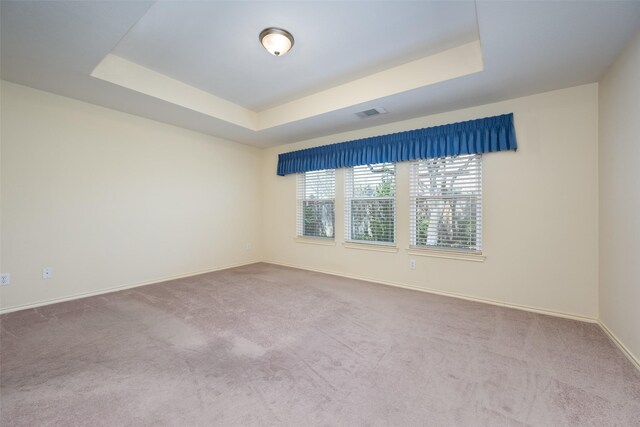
[277,113,517,176]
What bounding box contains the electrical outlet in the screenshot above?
[409,259,416,270]
[0,273,10,286]
[245,243,251,251]
[42,267,53,279]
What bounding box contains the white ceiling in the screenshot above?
[2,1,640,147]
[112,1,478,111]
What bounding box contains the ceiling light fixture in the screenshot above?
[259,27,294,57]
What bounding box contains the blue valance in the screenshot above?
[277,113,517,176]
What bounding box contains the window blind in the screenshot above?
[345,163,395,244]
[410,155,482,252]
[297,169,335,238]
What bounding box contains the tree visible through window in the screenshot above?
[297,169,335,238]
[410,155,482,252]
[346,163,395,244]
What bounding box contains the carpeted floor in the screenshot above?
[1,263,639,426]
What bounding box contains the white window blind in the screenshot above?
[297,169,335,238]
[345,163,396,244]
[410,155,482,252]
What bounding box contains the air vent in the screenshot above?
[355,107,388,119]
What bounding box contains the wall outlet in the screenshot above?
[42,267,53,279]
[409,259,416,270]
[0,273,10,286]
[245,243,251,251]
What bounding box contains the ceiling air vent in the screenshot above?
[355,107,388,119]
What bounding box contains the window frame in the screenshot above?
[409,154,483,254]
[344,163,396,246]
[296,169,336,240]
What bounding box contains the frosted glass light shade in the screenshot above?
[259,28,294,56]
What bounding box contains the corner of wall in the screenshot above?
[597,30,640,369]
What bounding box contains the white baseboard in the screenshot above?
[264,260,598,324]
[0,260,262,315]
[5,258,637,373]
[1,258,598,324]
[598,320,640,371]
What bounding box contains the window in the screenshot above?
[345,163,395,244]
[297,169,335,238]
[410,154,482,252]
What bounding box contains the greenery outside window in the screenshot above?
[345,163,395,244]
[297,169,335,238]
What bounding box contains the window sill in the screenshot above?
[406,248,485,262]
[343,241,399,253]
[293,237,336,246]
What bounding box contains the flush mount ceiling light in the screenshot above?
[259,27,294,57]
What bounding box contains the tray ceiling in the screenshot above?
[2,1,640,147]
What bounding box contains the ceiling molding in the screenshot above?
[258,41,483,130]
[92,41,483,132]
[91,54,258,130]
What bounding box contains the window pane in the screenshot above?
[303,200,335,238]
[351,164,395,198]
[350,199,394,243]
[303,170,335,199]
[414,197,479,249]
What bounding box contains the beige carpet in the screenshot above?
[1,263,639,426]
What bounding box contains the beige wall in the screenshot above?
[0,80,604,323]
[3,42,638,362]
[599,32,640,363]
[0,81,262,311]
[262,84,599,320]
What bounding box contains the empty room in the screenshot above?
[1,0,639,425]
